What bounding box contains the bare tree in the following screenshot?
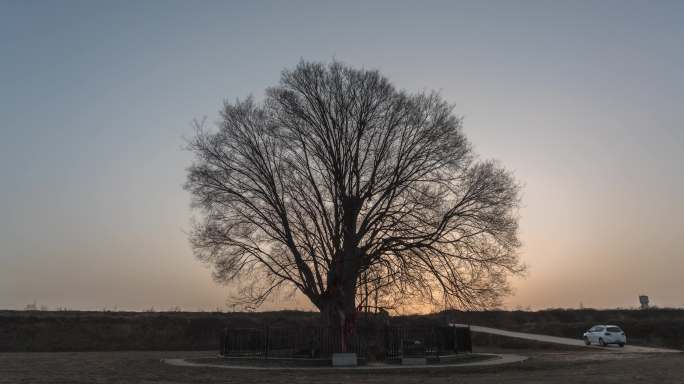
[186,60,523,330]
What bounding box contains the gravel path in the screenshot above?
[470,325,681,353]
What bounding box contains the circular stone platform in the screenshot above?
[163,353,528,371]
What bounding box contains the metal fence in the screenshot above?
[220,326,368,358]
[220,325,471,360]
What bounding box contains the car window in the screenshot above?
[607,327,622,332]
[594,326,604,332]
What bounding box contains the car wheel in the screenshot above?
[584,337,591,346]
[599,338,607,347]
[618,343,625,348]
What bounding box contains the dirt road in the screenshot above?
[470,325,681,353]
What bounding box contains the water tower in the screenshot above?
[639,295,649,309]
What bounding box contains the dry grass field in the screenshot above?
[3,309,683,383]
[1,349,683,384]
[3,308,684,352]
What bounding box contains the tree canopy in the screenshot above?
[186,61,523,323]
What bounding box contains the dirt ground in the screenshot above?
[1,349,683,384]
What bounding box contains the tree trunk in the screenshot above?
[317,196,362,351]
[319,260,359,352]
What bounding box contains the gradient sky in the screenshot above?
[1,0,683,312]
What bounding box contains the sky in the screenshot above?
[1,0,683,312]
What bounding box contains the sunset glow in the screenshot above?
[1,0,682,312]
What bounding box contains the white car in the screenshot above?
[583,325,626,347]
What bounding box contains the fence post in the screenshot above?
[264,326,269,359]
[383,325,388,359]
[220,327,227,356]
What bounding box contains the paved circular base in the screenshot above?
[163,353,528,371]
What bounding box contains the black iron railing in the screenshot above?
[220,325,471,360]
[220,326,368,358]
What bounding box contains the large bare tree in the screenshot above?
[186,61,523,328]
